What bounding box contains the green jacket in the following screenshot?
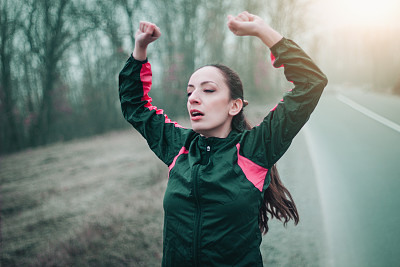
[119,38,328,267]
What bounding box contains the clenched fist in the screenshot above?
[135,21,161,48]
[227,11,283,48]
[133,21,161,61]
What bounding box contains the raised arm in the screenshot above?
[119,21,191,167]
[228,12,328,168]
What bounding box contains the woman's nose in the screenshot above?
[188,90,201,104]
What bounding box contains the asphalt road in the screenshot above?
[304,89,400,267]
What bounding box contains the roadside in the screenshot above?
[245,103,329,266]
[261,131,328,267]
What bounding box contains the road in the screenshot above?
[304,88,400,267]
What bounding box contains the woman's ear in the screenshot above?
[229,99,243,116]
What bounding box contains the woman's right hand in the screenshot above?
[135,21,161,47]
[133,21,161,61]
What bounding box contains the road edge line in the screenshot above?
[302,126,335,267]
[337,94,400,134]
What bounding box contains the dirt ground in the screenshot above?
[1,125,327,266]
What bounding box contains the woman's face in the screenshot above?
[187,66,241,138]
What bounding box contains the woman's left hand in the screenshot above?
[227,11,283,48]
[227,11,265,37]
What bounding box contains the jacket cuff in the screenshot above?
[270,37,289,55]
[130,54,148,64]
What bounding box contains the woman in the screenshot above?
[119,11,327,267]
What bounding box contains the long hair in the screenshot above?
[209,63,300,234]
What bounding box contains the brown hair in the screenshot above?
[208,64,299,234]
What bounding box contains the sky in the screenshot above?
[313,0,400,30]
[307,0,400,89]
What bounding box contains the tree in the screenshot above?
[0,0,24,153]
[266,0,311,39]
[225,0,269,102]
[263,0,314,97]
[73,0,131,135]
[117,0,142,47]
[154,0,204,117]
[22,0,95,145]
[198,1,229,65]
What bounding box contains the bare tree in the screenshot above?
[152,0,204,117]
[265,0,312,39]
[22,0,96,145]
[261,0,314,96]
[117,0,142,47]
[0,0,24,153]
[198,1,229,65]
[73,0,132,134]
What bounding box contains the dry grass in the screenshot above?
[1,130,166,266]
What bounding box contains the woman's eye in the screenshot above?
[204,89,215,93]
[187,92,192,97]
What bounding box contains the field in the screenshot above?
[1,112,328,266]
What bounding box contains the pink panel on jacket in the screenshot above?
[236,143,268,192]
[168,147,189,177]
[270,99,282,112]
[270,53,284,68]
[270,52,295,111]
[140,62,184,128]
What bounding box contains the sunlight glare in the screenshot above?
[316,0,400,29]
[339,0,399,27]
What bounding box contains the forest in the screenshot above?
[1,0,400,154]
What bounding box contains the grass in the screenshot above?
[1,130,166,266]
[1,108,328,266]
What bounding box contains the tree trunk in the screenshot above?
[0,0,22,152]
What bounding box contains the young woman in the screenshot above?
[119,11,327,267]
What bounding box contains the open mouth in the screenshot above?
[190,109,204,119]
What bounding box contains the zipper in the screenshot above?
[193,163,201,267]
[193,144,211,267]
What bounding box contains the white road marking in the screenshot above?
[337,94,400,134]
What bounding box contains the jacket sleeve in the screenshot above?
[240,38,328,168]
[118,56,191,166]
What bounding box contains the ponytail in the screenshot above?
[233,108,299,235]
[205,63,299,234]
[259,165,299,235]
